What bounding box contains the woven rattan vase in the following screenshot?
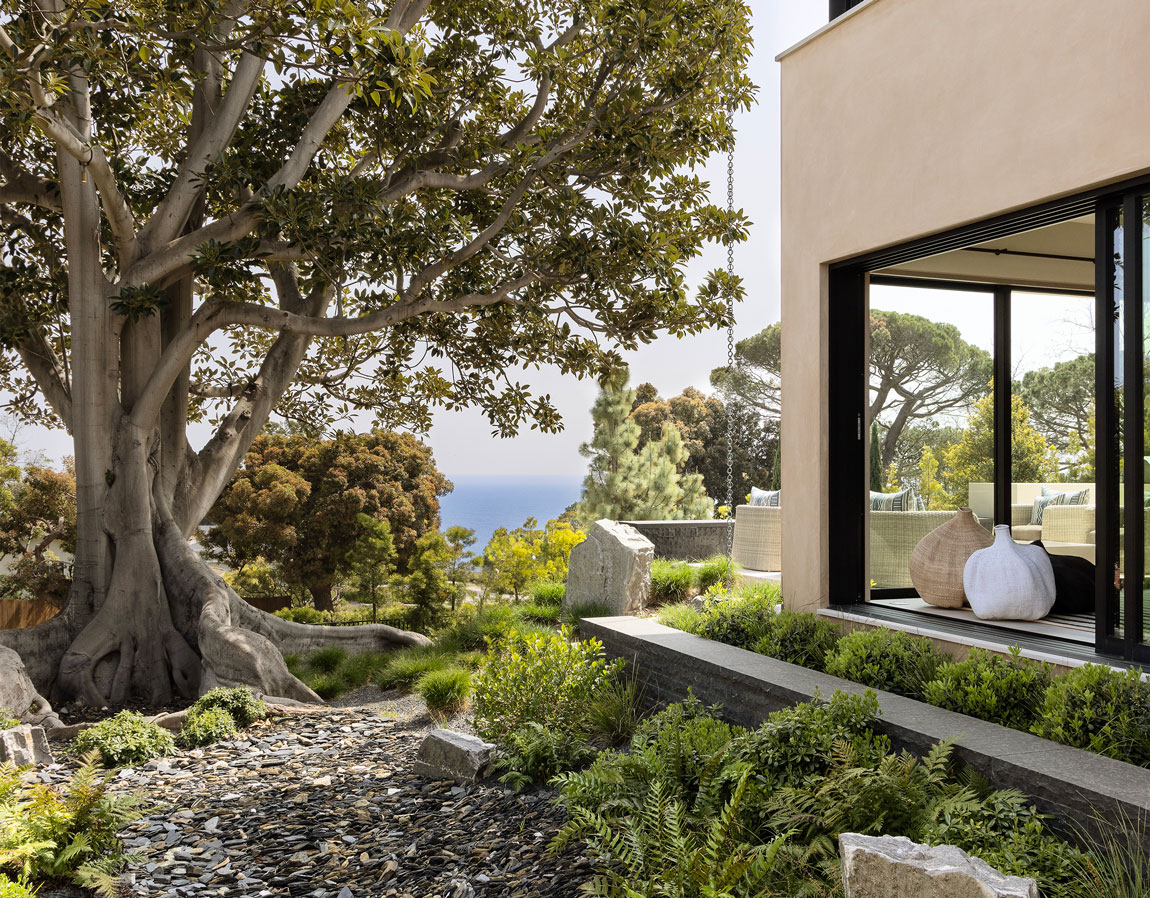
[908,508,992,608]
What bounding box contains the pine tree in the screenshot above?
[870,422,884,491]
[578,376,714,522]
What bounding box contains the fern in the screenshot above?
[0,756,141,889]
[553,771,786,898]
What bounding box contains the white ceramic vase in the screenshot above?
[963,524,1056,620]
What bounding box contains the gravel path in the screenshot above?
[42,706,593,898]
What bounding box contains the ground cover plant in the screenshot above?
[0,713,17,731]
[0,757,142,896]
[659,596,1150,770]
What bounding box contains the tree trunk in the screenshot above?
[3,424,431,705]
[309,578,335,613]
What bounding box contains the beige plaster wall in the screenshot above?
[779,0,1150,611]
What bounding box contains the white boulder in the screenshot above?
[564,520,653,616]
[840,833,1037,898]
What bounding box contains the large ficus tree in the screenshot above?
[0,0,753,707]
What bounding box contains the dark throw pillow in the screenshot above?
[1032,540,1095,615]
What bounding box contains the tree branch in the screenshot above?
[139,51,266,249]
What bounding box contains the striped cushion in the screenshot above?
[749,487,781,507]
[1032,487,1090,525]
[870,488,917,511]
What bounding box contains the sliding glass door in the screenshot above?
[1097,192,1150,661]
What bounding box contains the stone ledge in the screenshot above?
[620,520,733,561]
[581,616,1150,847]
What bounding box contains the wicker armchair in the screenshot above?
[1042,504,1096,544]
[732,505,782,572]
[870,510,955,588]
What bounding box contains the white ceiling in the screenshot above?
[877,214,1095,292]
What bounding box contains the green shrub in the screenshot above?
[517,602,560,624]
[0,875,36,898]
[1031,664,1150,765]
[753,610,841,672]
[0,756,142,893]
[825,628,947,699]
[179,707,238,748]
[586,674,641,746]
[923,647,1052,730]
[696,590,779,650]
[308,646,348,674]
[189,686,269,728]
[650,558,694,601]
[436,606,516,652]
[0,711,18,731]
[273,606,325,624]
[528,580,566,607]
[727,691,889,797]
[73,711,175,767]
[472,627,625,744]
[375,647,451,689]
[694,554,737,591]
[657,601,703,633]
[416,667,471,716]
[560,602,611,628]
[493,722,599,791]
[283,653,303,676]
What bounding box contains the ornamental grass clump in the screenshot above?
[179,707,238,748]
[650,558,694,601]
[657,601,704,634]
[923,647,1052,730]
[528,580,565,607]
[73,711,175,768]
[694,554,738,592]
[824,628,948,699]
[753,610,841,672]
[416,667,471,716]
[1031,664,1150,766]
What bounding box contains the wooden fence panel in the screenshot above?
[0,600,61,629]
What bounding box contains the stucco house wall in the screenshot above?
[779,0,1150,610]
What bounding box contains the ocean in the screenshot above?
[438,474,584,551]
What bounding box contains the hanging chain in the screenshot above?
[725,110,736,559]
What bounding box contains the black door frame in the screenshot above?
[826,176,1150,661]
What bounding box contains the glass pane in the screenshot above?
[1012,292,1096,604]
[867,286,994,590]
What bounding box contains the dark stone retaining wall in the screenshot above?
[582,616,1150,848]
[620,520,733,561]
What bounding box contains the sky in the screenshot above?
[423,2,829,477]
